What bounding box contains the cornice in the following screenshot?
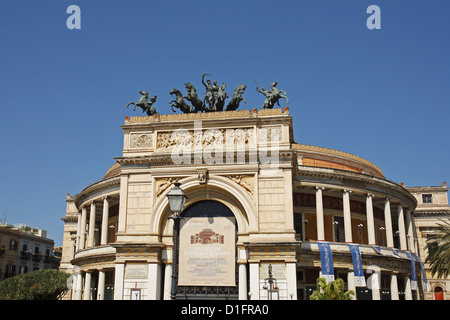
[74,176,120,207]
[292,143,384,177]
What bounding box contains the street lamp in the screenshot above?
[166,182,187,300]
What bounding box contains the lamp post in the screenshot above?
[166,182,187,300]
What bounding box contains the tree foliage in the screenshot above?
[0,269,70,300]
[425,218,450,278]
[309,277,354,300]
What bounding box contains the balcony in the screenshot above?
[32,252,43,261]
[20,251,32,259]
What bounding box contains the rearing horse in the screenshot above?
[226,84,246,111]
[184,82,205,112]
[169,88,195,113]
[126,90,158,115]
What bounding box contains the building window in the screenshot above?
[9,240,17,250]
[422,194,432,204]
[294,213,304,240]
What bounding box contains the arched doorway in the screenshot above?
[176,200,239,300]
[434,286,444,300]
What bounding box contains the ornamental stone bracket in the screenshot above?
[197,168,208,184]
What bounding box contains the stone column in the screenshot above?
[97,269,106,300]
[83,271,92,300]
[73,272,83,300]
[147,263,161,300]
[405,209,415,253]
[100,197,109,246]
[75,210,82,252]
[315,186,325,241]
[343,190,352,243]
[397,205,407,250]
[404,276,413,300]
[286,262,297,300]
[87,201,96,248]
[239,263,248,300]
[114,262,125,300]
[347,270,356,300]
[390,273,399,300]
[384,198,394,248]
[79,206,87,250]
[163,263,173,300]
[371,280,381,300]
[366,194,376,245]
[249,263,260,300]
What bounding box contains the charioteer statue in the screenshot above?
[125,76,289,115]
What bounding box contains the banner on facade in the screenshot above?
[348,244,366,287]
[318,241,334,283]
[407,251,418,290]
[372,245,382,255]
[418,256,430,292]
[179,217,235,286]
[392,248,400,258]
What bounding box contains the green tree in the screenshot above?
[425,218,450,278]
[309,277,354,300]
[0,269,70,300]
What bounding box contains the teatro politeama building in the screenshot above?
[60,83,427,300]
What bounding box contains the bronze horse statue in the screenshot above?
[225,84,246,111]
[256,80,289,109]
[126,90,158,116]
[169,88,195,113]
[184,82,206,112]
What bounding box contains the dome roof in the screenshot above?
[104,163,121,179]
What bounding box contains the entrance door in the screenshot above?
[434,286,444,300]
[176,200,238,300]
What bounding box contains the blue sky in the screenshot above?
[0,1,449,246]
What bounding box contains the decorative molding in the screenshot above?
[130,133,153,149]
[156,127,254,151]
[124,108,289,125]
[226,175,254,196]
[197,168,208,184]
[155,178,177,197]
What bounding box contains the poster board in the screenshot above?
[179,217,235,286]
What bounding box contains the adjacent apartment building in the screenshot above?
[0,224,57,280]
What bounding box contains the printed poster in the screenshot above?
[179,216,235,286]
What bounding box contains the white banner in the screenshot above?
[179,217,235,286]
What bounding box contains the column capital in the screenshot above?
[343,189,352,194]
[102,196,109,201]
[90,200,96,205]
[315,186,325,191]
[366,193,374,198]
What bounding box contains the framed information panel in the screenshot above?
[178,216,236,286]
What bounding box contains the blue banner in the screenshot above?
[418,256,430,291]
[349,244,366,287]
[407,251,418,290]
[372,245,382,255]
[318,241,334,283]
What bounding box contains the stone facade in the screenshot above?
[60,109,428,300]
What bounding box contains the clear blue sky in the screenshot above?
[0,1,449,246]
